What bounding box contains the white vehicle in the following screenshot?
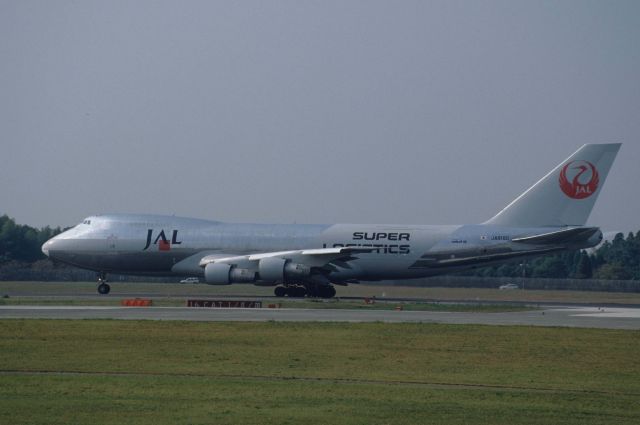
[179,277,200,284]
[499,283,519,290]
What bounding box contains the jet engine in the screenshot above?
[204,258,312,285]
[259,257,311,282]
[204,263,256,285]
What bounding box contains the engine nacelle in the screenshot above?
[204,263,256,285]
[284,262,311,277]
[258,258,311,283]
[230,267,257,283]
[258,257,286,282]
[205,258,312,285]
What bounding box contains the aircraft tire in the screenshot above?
[327,285,336,298]
[97,283,111,295]
[290,286,307,298]
[274,286,287,297]
[304,284,317,298]
[319,285,336,299]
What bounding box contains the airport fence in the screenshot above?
[0,261,174,283]
[1,262,639,292]
[387,275,640,293]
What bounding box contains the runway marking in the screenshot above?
[559,307,640,319]
[0,305,124,310]
[1,369,637,397]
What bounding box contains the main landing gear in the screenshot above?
[274,284,336,299]
[97,272,110,295]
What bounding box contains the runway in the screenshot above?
[1,305,639,329]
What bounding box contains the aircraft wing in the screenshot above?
[199,246,376,268]
[196,246,377,285]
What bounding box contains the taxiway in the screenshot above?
[1,305,639,329]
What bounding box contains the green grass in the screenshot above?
[1,320,639,424]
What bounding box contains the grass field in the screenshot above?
[1,320,639,424]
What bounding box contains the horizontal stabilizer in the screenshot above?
[410,247,563,269]
[512,227,600,245]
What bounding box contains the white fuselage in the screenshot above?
[42,213,600,284]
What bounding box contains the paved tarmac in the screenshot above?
[1,305,639,329]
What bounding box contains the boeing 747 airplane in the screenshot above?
[42,144,620,298]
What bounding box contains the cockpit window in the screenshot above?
[82,219,92,225]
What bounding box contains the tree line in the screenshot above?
[0,215,62,264]
[0,214,639,284]
[470,231,640,281]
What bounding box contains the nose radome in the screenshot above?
[41,239,54,257]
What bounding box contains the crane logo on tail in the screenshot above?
[559,160,599,199]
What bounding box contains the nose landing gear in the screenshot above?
[97,272,110,295]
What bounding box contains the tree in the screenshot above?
[574,251,593,279]
[0,215,61,264]
[531,256,568,278]
[594,263,631,280]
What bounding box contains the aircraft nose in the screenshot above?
[41,238,56,257]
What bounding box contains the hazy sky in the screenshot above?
[1,1,639,231]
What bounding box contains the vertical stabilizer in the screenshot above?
[485,143,621,227]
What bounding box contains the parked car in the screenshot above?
[499,283,519,290]
[179,277,200,284]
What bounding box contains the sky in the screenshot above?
[1,0,639,231]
